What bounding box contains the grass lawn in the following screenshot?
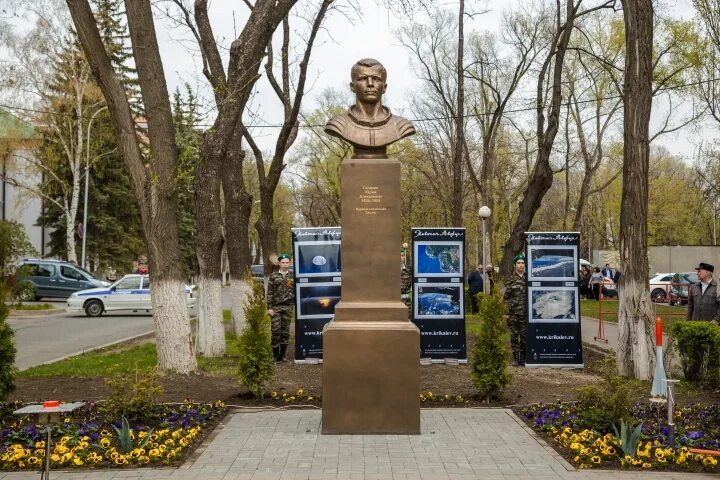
[20,310,241,378]
[9,303,54,310]
[580,299,687,329]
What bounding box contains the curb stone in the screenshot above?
[8,308,67,318]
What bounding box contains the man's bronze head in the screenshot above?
[350,58,387,105]
[351,58,387,82]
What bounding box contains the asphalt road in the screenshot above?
[9,299,154,370]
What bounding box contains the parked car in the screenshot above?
[15,258,110,300]
[251,264,264,284]
[669,271,698,306]
[601,276,618,298]
[66,274,196,317]
[649,273,674,303]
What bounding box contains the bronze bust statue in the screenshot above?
[325,58,415,157]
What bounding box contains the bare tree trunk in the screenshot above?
[194,145,225,356]
[452,0,465,227]
[617,0,654,380]
[223,128,254,336]
[67,0,196,373]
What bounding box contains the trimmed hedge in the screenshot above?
[670,321,720,387]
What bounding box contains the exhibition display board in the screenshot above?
[525,232,584,368]
[291,227,341,362]
[411,228,467,361]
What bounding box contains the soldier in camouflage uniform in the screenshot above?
[401,248,413,319]
[503,254,527,366]
[266,253,294,362]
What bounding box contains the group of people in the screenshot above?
[580,263,621,300]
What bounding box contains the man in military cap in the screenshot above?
[687,262,720,323]
[266,253,295,362]
[401,247,413,319]
[503,254,527,366]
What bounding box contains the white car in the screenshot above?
[67,274,197,317]
[649,273,674,303]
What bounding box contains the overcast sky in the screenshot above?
[150,0,703,159]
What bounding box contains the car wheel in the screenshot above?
[15,284,36,302]
[84,300,104,317]
[651,288,666,303]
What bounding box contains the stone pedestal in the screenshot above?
[322,157,420,434]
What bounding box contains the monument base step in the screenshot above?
[333,301,408,322]
[321,321,420,434]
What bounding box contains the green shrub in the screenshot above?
[671,321,720,387]
[237,283,274,398]
[102,367,164,423]
[0,285,16,400]
[471,290,511,401]
[574,356,633,431]
[9,281,35,305]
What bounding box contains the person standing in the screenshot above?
[467,264,484,314]
[401,249,413,319]
[580,266,591,299]
[503,254,527,366]
[602,263,614,279]
[589,267,604,300]
[687,262,720,322]
[266,253,295,362]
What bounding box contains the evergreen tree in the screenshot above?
[0,286,16,400]
[173,85,201,278]
[237,281,274,397]
[471,291,511,401]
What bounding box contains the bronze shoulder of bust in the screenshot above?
[324,107,415,150]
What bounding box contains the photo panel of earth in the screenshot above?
[296,283,341,318]
[528,286,579,323]
[528,245,578,281]
[414,283,464,319]
[414,241,463,277]
[294,241,341,277]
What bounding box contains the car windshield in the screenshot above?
[681,272,698,284]
[74,265,97,279]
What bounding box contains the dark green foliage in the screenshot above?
[0,286,16,400]
[471,291,511,400]
[574,356,633,431]
[671,321,720,387]
[0,220,36,277]
[172,85,201,277]
[612,419,643,457]
[237,283,274,398]
[102,367,164,423]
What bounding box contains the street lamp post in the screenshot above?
[478,206,491,294]
[81,105,108,270]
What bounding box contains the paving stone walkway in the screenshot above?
[0,409,716,479]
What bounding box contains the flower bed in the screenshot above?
[0,400,227,470]
[519,402,720,471]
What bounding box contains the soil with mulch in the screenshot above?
[8,334,718,407]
